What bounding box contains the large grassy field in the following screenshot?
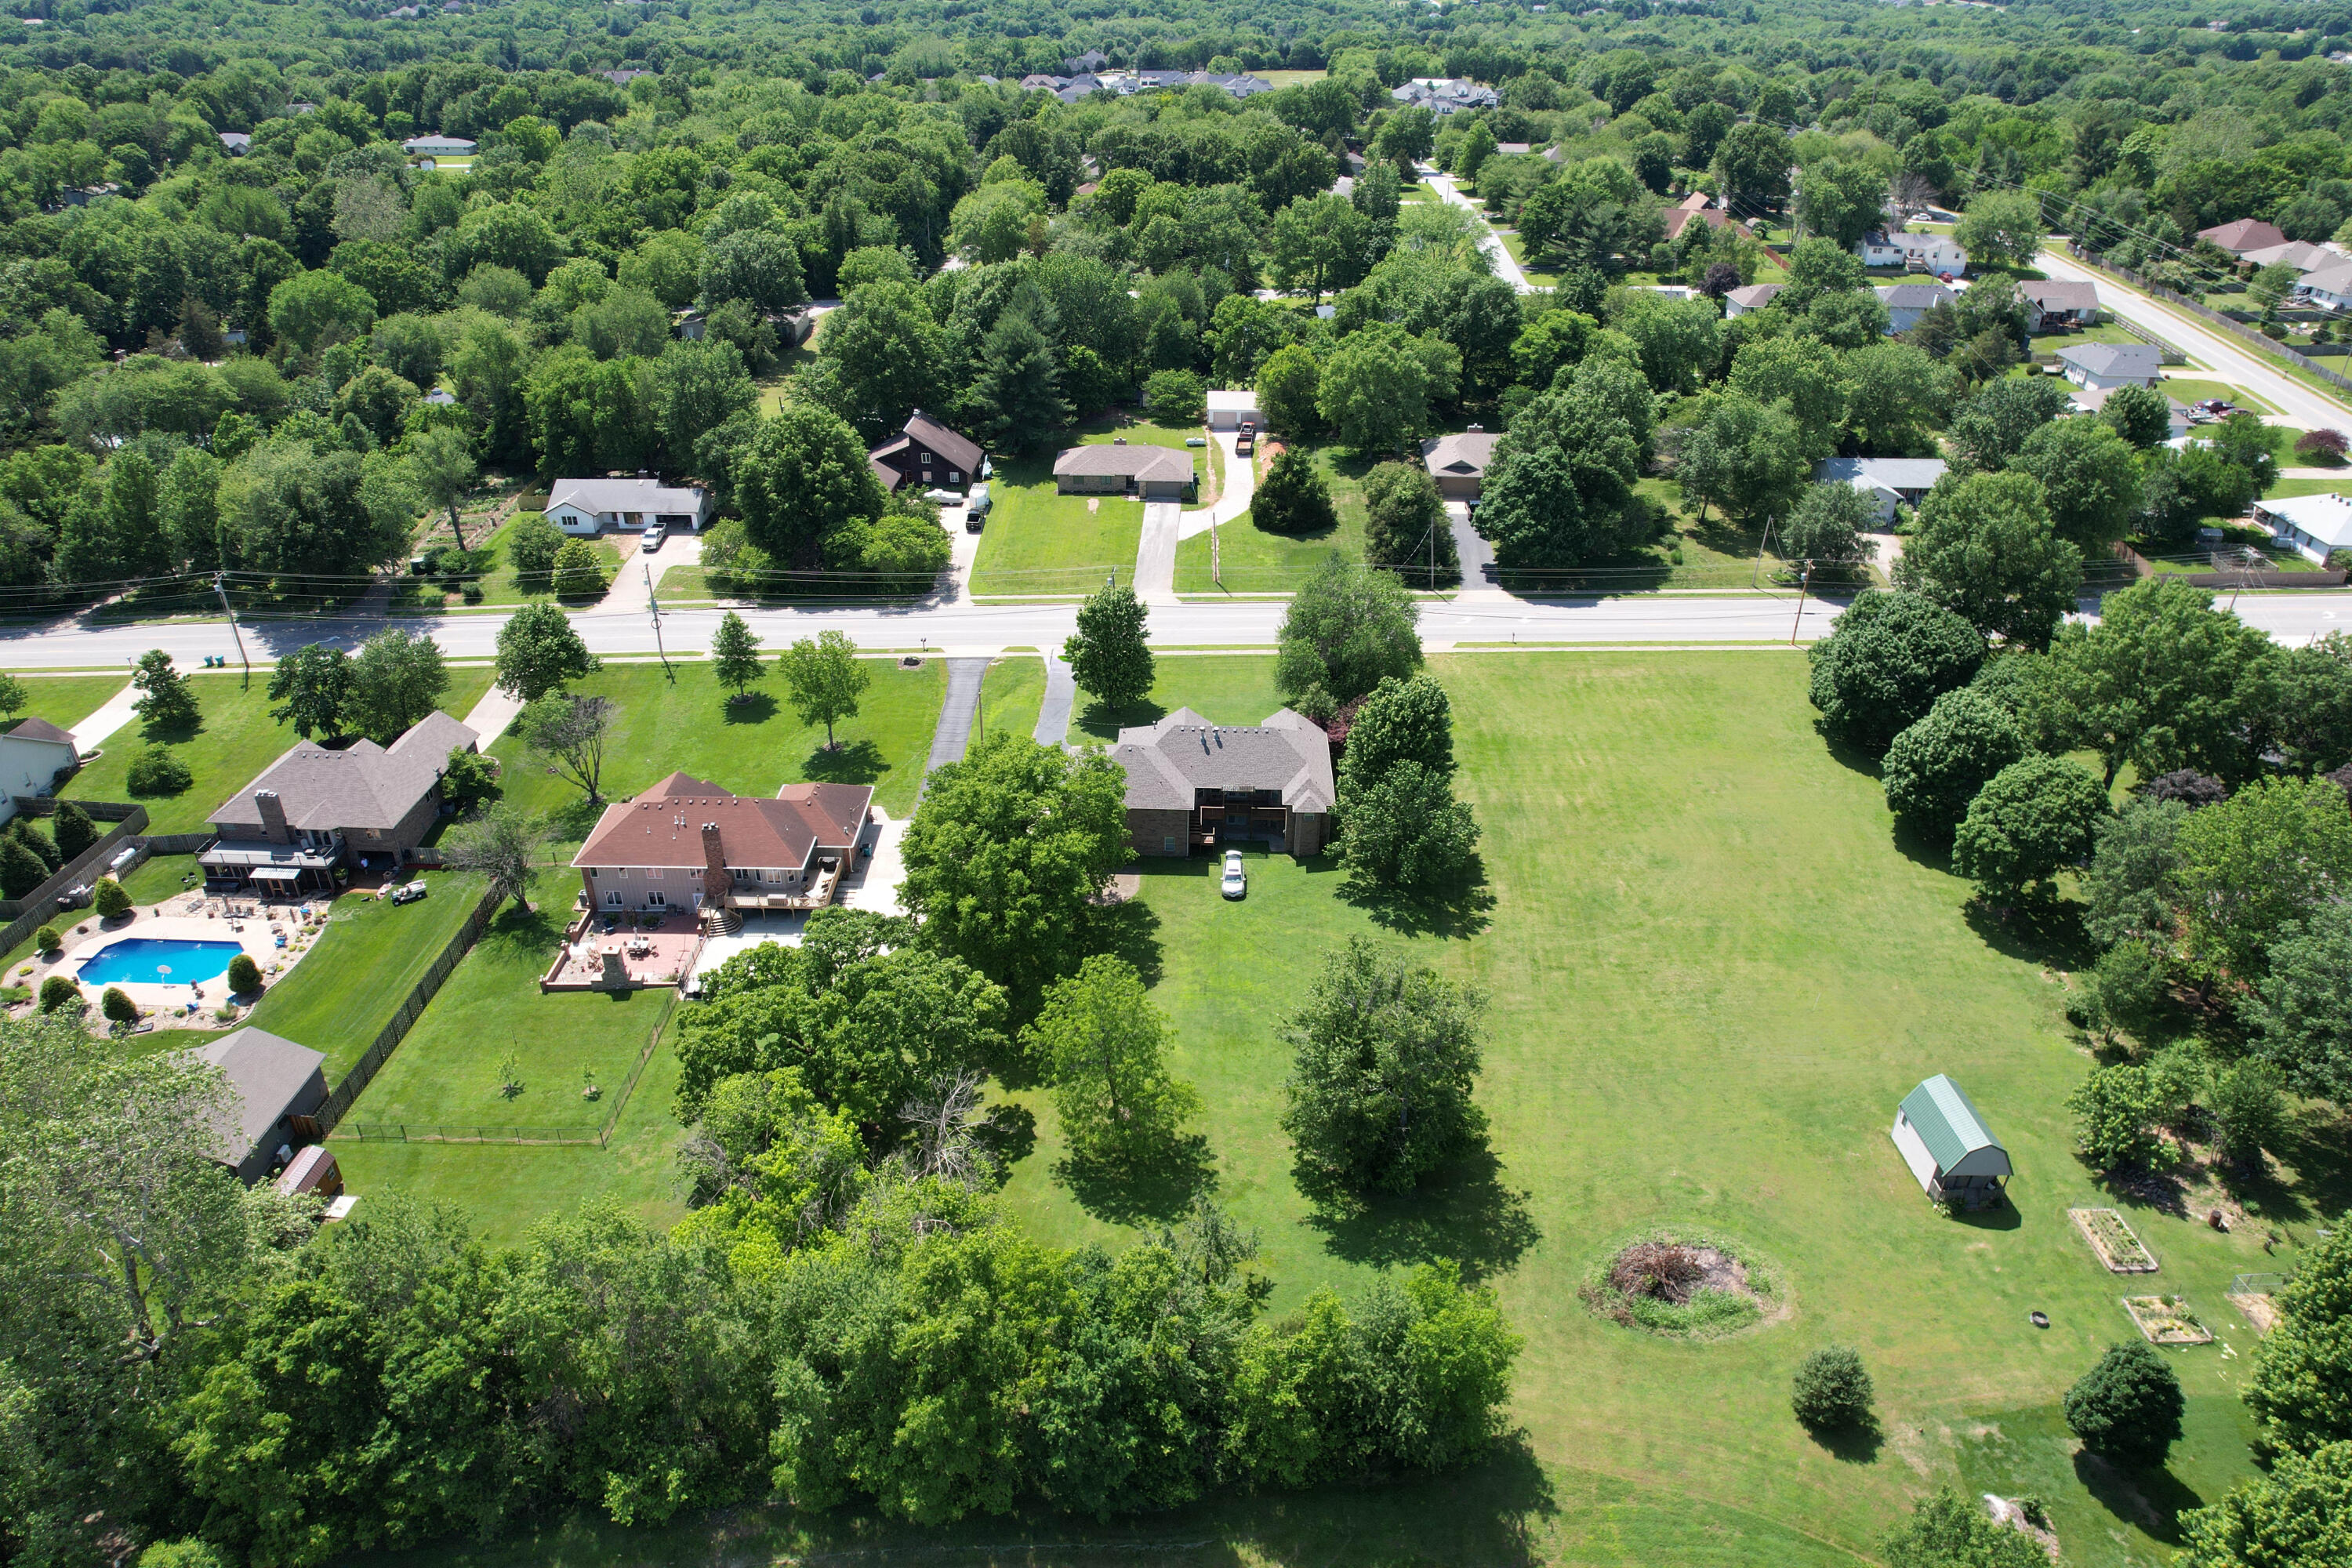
[999,652,2284,1566]
[969,414,1210,597]
[243,869,491,1078]
[485,659,945,840]
[70,667,500,833]
[1174,442,1370,595]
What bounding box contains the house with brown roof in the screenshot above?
[867,410,985,494]
[1112,709,1335,858]
[1661,191,1751,244]
[199,713,478,889]
[1052,441,1194,499]
[1421,429,1501,500]
[572,771,874,916]
[2198,218,2288,258]
[2019,280,2101,332]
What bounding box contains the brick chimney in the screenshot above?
[254,789,290,844]
[701,821,727,883]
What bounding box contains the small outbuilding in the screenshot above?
[1206,390,1263,430]
[1890,1074,2012,1209]
[192,1028,329,1185]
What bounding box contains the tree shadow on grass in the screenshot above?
[537,794,605,844]
[2073,1448,2203,1545]
[720,691,777,724]
[1806,1419,1886,1466]
[1299,1146,1540,1282]
[1815,722,1886,782]
[1889,818,1955,877]
[2255,1101,2352,1228]
[1083,889,1165,987]
[974,1101,1036,1184]
[802,739,887,789]
[1962,894,2098,973]
[1336,856,1497,940]
[1055,1131,1218,1225]
[1076,696,1167,744]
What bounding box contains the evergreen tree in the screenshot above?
[1253,448,1337,536]
[972,311,1070,456]
[711,611,764,700]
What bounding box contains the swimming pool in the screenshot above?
[75,938,246,987]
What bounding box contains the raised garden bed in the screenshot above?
[1580,1227,1786,1340]
[2071,1207,2159,1273]
[2122,1294,2212,1345]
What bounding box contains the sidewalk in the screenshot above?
[1034,652,1076,749]
[69,680,143,751]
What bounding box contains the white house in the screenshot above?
[1812,457,1947,524]
[2056,342,2164,391]
[2071,383,2191,439]
[1722,282,1783,318]
[1388,77,1500,114]
[1206,389,1264,430]
[2298,260,2352,311]
[2254,491,2352,562]
[1857,229,1968,275]
[0,717,78,820]
[401,133,477,158]
[545,477,712,535]
[1875,282,1955,334]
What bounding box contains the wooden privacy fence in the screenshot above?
[0,803,150,956]
[316,885,503,1131]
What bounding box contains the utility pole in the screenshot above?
[1752,517,1777,590]
[212,573,251,688]
[646,565,673,681]
[1789,561,1813,645]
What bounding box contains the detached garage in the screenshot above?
[1891,1074,2012,1210]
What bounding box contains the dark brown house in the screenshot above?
[198,711,478,889]
[867,410,985,494]
[1112,708,1336,857]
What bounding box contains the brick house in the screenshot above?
[1052,441,1194,499]
[572,771,874,915]
[1112,709,1335,858]
[198,712,478,890]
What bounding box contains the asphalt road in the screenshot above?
[2034,248,2352,433]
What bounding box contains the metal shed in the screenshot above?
[1891,1074,2013,1209]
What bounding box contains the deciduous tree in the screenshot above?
[710,611,764,700]
[346,627,448,741]
[514,693,615,804]
[1275,559,1423,713]
[779,630,870,750]
[1951,753,2111,902]
[494,602,599,702]
[1896,470,2082,649]
[1026,955,1200,1164]
[1806,590,1987,753]
[2065,1341,2185,1467]
[131,648,198,734]
[1063,586,1152,710]
[1881,687,2027,843]
[266,642,353,740]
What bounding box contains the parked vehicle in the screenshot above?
[389,881,428,905]
[1221,849,1247,899]
[965,482,992,532]
[641,524,665,553]
[1235,420,1258,456]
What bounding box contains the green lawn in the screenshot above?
[2029,324,2142,354]
[70,667,499,833]
[243,869,491,1078]
[2161,376,2277,413]
[485,659,945,841]
[13,673,128,734]
[335,868,671,1138]
[969,414,1210,597]
[118,851,203,906]
[2263,475,2350,499]
[993,652,2282,1566]
[394,511,622,612]
[978,653,1047,746]
[1068,654,1287,742]
[1175,443,1370,595]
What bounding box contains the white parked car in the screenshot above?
[641,525,665,553]
[1220,849,1247,899]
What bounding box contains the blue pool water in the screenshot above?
[76,938,246,986]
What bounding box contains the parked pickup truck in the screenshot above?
[1235,420,1257,456]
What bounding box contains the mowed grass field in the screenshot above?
[71,666,499,834]
[1175,443,1371,595]
[970,415,1210,597]
[13,672,131,732]
[348,651,2297,1567]
[485,658,946,840]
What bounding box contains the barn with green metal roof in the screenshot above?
[1891,1074,2012,1210]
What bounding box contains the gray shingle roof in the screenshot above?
[2019,280,2100,311]
[1421,430,1501,477]
[192,1028,325,1165]
[2058,342,2161,379]
[1875,283,1955,310]
[7,717,74,745]
[546,477,709,517]
[1725,283,1783,307]
[1814,457,1948,491]
[210,710,477,834]
[1053,444,1194,483]
[1112,709,1335,815]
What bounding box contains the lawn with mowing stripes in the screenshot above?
[71,666,499,835]
[485,658,946,843]
[970,416,1209,597]
[13,673,129,733]
[977,652,1047,746]
[989,652,2285,1567]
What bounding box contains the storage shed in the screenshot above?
[1890,1074,2012,1209]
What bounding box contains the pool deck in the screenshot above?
[15,900,330,1025]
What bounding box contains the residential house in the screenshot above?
[1889,1073,2012,1210]
[1812,457,1947,525]
[191,1028,328,1185]
[0,718,78,813]
[2238,239,2337,273]
[1018,73,1069,92]
[2056,341,2163,391]
[1052,441,1194,499]
[866,410,984,493]
[400,133,476,165]
[1661,191,1751,244]
[2255,491,2352,562]
[546,476,711,535]
[423,387,456,406]
[1857,229,1968,274]
[217,132,251,154]
[1389,77,1501,114]
[197,711,479,890]
[2071,383,2190,439]
[1421,429,1501,500]
[1875,282,1955,334]
[1112,709,1336,858]
[1722,282,1784,318]
[2018,280,2101,332]
[1494,141,1534,157]
[572,771,875,914]
[1062,48,1109,72]
[1207,390,1265,430]
[604,68,655,85]
[2197,217,2289,257]
[2298,260,2352,310]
